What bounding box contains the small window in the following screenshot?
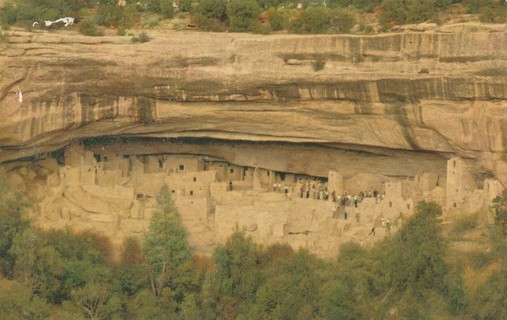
[104,156,108,161]
[179,164,185,172]
[193,177,197,182]
[123,155,129,159]
[190,191,193,196]
[172,190,175,193]
[230,168,234,173]
[453,161,456,168]
[453,202,457,208]
[158,160,164,169]
[389,201,392,208]
[267,171,270,176]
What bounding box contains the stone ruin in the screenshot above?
[6,142,505,259]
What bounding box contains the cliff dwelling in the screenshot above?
[5,137,504,258]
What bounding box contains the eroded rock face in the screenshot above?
[0,27,506,185]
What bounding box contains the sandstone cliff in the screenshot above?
[1,26,506,184]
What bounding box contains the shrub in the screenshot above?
[289,7,355,34]
[257,0,285,10]
[381,0,452,25]
[463,0,492,13]
[193,0,228,21]
[131,31,151,43]
[452,213,478,234]
[192,14,227,31]
[327,7,356,33]
[290,7,329,34]
[227,0,262,32]
[312,59,325,71]
[145,0,175,18]
[0,4,17,27]
[192,0,228,30]
[141,14,161,28]
[267,8,289,31]
[179,0,194,12]
[78,18,105,36]
[13,0,85,28]
[327,0,381,11]
[256,22,273,34]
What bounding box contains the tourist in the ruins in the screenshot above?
[386,218,391,232]
[300,185,305,198]
[355,209,360,222]
[331,190,336,202]
[368,226,376,236]
[273,183,277,192]
[277,183,281,192]
[229,181,233,191]
[306,188,310,199]
[344,211,348,220]
[284,184,288,194]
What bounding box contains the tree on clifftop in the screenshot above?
[143,184,192,297]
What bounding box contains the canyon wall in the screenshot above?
[0,26,506,184]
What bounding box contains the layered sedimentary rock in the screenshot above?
[0,26,506,181]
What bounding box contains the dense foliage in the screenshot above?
[0,0,505,34]
[1,170,507,319]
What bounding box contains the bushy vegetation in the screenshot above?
[1,171,507,319]
[0,0,505,34]
[78,18,105,36]
[131,31,151,42]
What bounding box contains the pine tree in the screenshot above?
[143,184,192,296]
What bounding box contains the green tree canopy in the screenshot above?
[0,170,29,277]
[227,0,261,32]
[143,184,192,297]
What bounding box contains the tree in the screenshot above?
[143,184,192,297]
[201,230,260,319]
[192,0,228,31]
[0,278,52,320]
[0,170,29,277]
[227,0,261,32]
[381,0,451,25]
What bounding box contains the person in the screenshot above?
[277,183,281,192]
[355,209,360,222]
[273,183,277,192]
[229,181,232,191]
[344,211,348,220]
[368,226,376,236]
[284,184,288,194]
[300,185,305,198]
